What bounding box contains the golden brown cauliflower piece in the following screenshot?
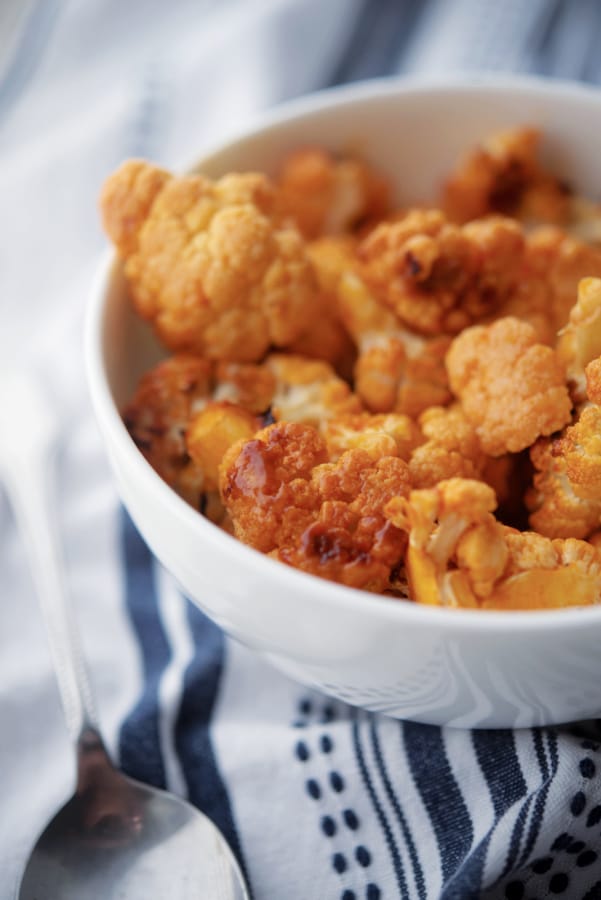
[446,316,572,455]
[276,148,389,239]
[187,402,259,491]
[386,478,601,608]
[123,354,268,520]
[211,360,276,414]
[556,278,601,403]
[480,532,601,610]
[408,405,485,489]
[385,478,505,606]
[527,438,601,539]
[527,359,601,537]
[443,128,571,226]
[526,228,601,334]
[322,413,422,462]
[122,354,212,506]
[101,160,320,361]
[331,254,452,416]
[264,353,362,426]
[353,333,452,418]
[358,209,532,336]
[220,422,410,592]
[281,235,357,374]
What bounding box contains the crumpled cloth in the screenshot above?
[2,1,601,898]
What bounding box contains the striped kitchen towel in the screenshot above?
[2,1,601,898]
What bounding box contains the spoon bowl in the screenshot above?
[18,731,247,900]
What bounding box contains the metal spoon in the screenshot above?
[0,371,249,900]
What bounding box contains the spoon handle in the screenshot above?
[1,420,99,743]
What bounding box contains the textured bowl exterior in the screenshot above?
[87,76,601,728]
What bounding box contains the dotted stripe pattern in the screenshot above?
[293,696,383,900]
[497,742,601,899]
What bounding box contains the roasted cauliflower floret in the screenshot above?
[526,228,601,334]
[211,360,276,414]
[385,478,504,606]
[358,209,536,336]
[123,354,269,520]
[446,316,572,455]
[480,532,601,609]
[101,160,320,361]
[386,477,601,608]
[353,332,452,418]
[122,354,212,506]
[187,402,259,491]
[276,148,389,239]
[408,405,485,489]
[528,359,601,537]
[264,354,362,426]
[333,258,452,416]
[527,438,601,539]
[443,128,571,226]
[305,234,452,415]
[322,413,422,462]
[556,278,601,403]
[220,423,410,591]
[219,422,326,551]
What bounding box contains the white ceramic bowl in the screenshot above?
[87,75,601,729]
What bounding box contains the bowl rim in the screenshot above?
[86,72,601,635]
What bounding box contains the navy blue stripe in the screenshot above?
[352,715,409,899]
[473,731,528,818]
[118,509,170,789]
[517,729,559,868]
[0,0,62,128]
[403,721,474,891]
[503,793,534,877]
[448,730,528,893]
[174,600,247,882]
[369,721,426,900]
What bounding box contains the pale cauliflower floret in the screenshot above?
[385,478,504,607]
[100,160,320,361]
[556,278,601,403]
[443,127,571,226]
[276,147,389,239]
[219,422,410,592]
[446,316,572,455]
[264,353,362,427]
[408,405,486,489]
[358,209,533,336]
[322,413,422,462]
[527,359,601,537]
